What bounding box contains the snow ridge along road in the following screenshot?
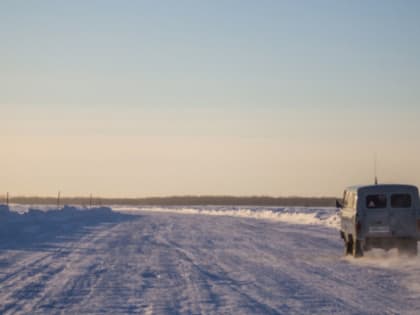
[114,206,341,229]
[1,206,420,314]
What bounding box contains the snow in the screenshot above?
[114,205,341,229]
[1,205,420,314]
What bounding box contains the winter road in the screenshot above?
[1,209,420,314]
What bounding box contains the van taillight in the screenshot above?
[356,222,362,233]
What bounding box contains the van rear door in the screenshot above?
[388,193,416,237]
[364,194,391,235]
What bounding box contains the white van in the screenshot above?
[338,184,420,257]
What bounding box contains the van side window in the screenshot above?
[366,194,387,209]
[391,194,412,208]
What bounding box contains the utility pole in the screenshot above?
[57,191,61,209]
[89,194,93,208]
[374,153,378,185]
[6,192,9,206]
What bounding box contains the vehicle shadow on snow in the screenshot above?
[0,205,139,252]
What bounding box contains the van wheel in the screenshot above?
[344,239,352,256]
[352,240,363,258]
[398,239,418,257]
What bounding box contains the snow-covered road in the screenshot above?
[1,207,420,314]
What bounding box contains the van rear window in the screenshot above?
[391,194,411,208]
[366,195,387,209]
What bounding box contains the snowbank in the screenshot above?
[0,205,114,221]
[2,204,340,229]
[114,206,340,229]
[0,205,133,247]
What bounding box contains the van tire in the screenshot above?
[344,238,352,256]
[352,240,363,258]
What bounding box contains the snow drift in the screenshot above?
[114,206,340,229]
[0,205,133,248]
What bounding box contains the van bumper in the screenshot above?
[364,237,418,251]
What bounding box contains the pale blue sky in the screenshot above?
[1,1,420,197]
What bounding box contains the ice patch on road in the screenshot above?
[114,206,340,229]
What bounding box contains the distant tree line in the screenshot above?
[2,195,337,207]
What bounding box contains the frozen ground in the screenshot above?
[1,205,420,314]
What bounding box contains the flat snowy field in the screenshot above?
[1,205,420,315]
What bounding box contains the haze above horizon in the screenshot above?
[2,1,420,198]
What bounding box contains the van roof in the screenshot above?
[345,184,419,194]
